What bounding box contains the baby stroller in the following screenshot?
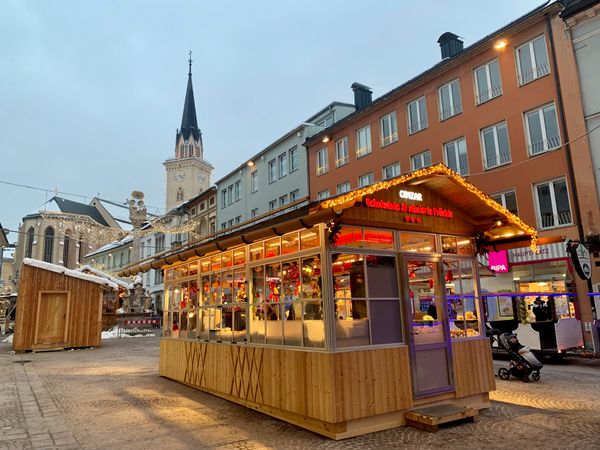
[493,331,543,382]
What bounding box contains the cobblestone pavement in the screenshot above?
[1,338,600,450]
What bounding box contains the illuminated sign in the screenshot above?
[364,197,453,219]
[488,250,509,273]
[399,190,423,202]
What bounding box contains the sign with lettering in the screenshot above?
[364,197,454,220]
[399,190,423,201]
[488,250,509,273]
[569,242,591,280]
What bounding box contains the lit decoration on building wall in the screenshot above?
[40,211,128,245]
[318,164,538,252]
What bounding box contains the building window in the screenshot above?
[209,197,215,206]
[154,268,164,284]
[534,178,572,229]
[358,172,374,188]
[234,180,241,201]
[227,185,233,205]
[317,190,330,200]
[407,96,428,134]
[316,114,334,128]
[279,195,288,207]
[140,242,145,259]
[155,233,165,253]
[491,190,518,216]
[43,227,54,263]
[278,153,288,178]
[516,35,550,85]
[481,122,511,170]
[316,148,328,175]
[250,170,258,193]
[474,59,502,104]
[176,187,184,202]
[221,189,227,208]
[444,137,469,175]
[268,159,277,183]
[438,79,462,120]
[25,227,34,258]
[221,222,227,230]
[380,111,398,146]
[337,182,351,194]
[235,215,241,224]
[290,189,300,202]
[289,146,299,172]
[62,234,70,267]
[411,150,432,170]
[335,136,349,167]
[269,199,278,211]
[228,219,234,228]
[383,162,400,180]
[251,208,259,218]
[200,202,206,211]
[356,125,372,157]
[525,103,561,155]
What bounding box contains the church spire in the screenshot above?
[179,50,200,142]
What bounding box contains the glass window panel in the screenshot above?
[221,271,233,304]
[497,124,510,163]
[366,255,398,298]
[233,249,245,266]
[332,253,366,298]
[300,227,320,250]
[200,259,210,273]
[527,110,544,153]
[301,256,322,299]
[475,66,489,101]
[265,237,281,258]
[222,252,233,268]
[303,310,324,348]
[363,228,394,249]
[370,299,402,344]
[266,263,281,303]
[251,266,265,304]
[483,128,497,167]
[210,273,221,304]
[537,183,554,227]
[533,37,549,73]
[249,305,265,343]
[489,60,501,92]
[519,44,533,83]
[178,264,188,278]
[188,261,198,276]
[211,255,221,271]
[282,260,301,303]
[554,180,571,223]
[442,236,458,254]
[445,141,457,171]
[418,98,428,128]
[543,105,560,147]
[284,307,303,346]
[401,233,436,252]
[440,85,451,118]
[409,102,419,133]
[451,81,461,112]
[282,232,299,254]
[249,243,264,261]
[333,226,363,247]
[457,238,474,256]
[505,191,518,215]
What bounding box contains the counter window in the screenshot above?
[233,249,245,266]
[442,236,473,256]
[332,253,402,348]
[189,262,199,276]
[445,260,481,339]
[282,232,299,255]
[364,228,395,250]
[300,227,320,250]
[401,233,436,253]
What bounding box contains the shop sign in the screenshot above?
[508,243,567,264]
[398,190,423,202]
[488,250,509,273]
[569,242,591,280]
[364,197,453,219]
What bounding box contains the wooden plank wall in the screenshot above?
[159,340,413,424]
[13,264,103,351]
[452,338,496,397]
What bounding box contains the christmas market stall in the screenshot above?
[13,259,117,352]
[119,164,538,439]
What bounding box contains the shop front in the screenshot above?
[120,164,537,439]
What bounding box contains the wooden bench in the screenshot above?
[117,318,162,338]
[405,404,478,432]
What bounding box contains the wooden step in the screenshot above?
[405,404,478,432]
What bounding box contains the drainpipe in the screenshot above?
[545,13,595,315]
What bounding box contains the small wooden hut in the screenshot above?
[13,258,118,352]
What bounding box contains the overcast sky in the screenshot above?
[0,0,544,243]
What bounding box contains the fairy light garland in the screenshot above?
[40,211,129,245]
[319,163,538,251]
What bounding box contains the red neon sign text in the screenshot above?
[364,197,453,219]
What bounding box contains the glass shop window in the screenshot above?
[222,252,233,269]
[282,232,299,255]
[445,259,481,339]
[301,255,323,348]
[211,255,221,271]
[400,233,436,253]
[300,227,320,250]
[363,228,395,250]
[188,261,198,276]
[250,243,264,261]
[233,248,245,266]
[250,266,266,343]
[366,255,402,344]
[332,226,363,247]
[265,237,281,258]
[442,236,473,255]
[200,259,210,273]
[177,264,189,278]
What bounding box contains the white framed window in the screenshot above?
[268,159,277,183]
[474,59,502,104]
[438,79,462,120]
[337,182,351,194]
[221,222,227,230]
[534,178,572,229]
[317,190,330,200]
[278,153,288,178]
[316,114,334,128]
[524,103,560,155]
[411,150,432,170]
[383,162,400,180]
[251,208,259,218]
[358,172,374,187]
[335,137,349,167]
[250,170,258,193]
[268,199,278,211]
[356,125,372,157]
[228,219,234,227]
[235,216,241,224]
[407,96,428,134]
[279,195,288,207]
[221,189,227,208]
[316,148,328,175]
[444,137,469,175]
[481,122,511,169]
[380,111,398,146]
[234,180,241,201]
[290,189,300,202]
[516,35,550,85]
[227,185,233,205]
[490,190,518,215]
[289,146,299,172]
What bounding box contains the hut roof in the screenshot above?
[22,258,118,290]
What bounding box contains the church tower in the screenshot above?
[164,53,213,212]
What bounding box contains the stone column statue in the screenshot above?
[128,191,147,263]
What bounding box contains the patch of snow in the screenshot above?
[75,265,133,290]
[22,258,118,290]
[2,334,13,343]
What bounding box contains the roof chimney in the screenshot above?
[351,82,373,110]
[437,32,464,59]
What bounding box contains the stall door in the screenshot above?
[403,257,454,397]
[34,292,69,348]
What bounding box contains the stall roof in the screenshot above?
[23,258,119,290]
[118,164,537,277]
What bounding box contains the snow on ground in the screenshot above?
[101,325,157,339]
[2,334,13,343]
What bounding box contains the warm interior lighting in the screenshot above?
[322,136,330,143]
[494,39,507,50]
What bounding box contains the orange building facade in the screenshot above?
[305,2,600,348]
